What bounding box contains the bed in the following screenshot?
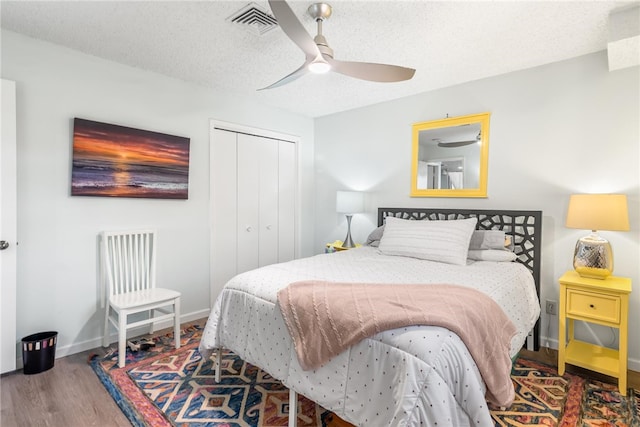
[199,207,542,426]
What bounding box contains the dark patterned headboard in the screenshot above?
[378,207,542,350]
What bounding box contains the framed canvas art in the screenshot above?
[71,118,190,199]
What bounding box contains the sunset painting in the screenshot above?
[71,118,190,199]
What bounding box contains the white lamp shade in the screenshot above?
[336,191,364,214]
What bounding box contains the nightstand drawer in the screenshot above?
[566,289,620,324]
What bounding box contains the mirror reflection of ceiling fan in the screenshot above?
[436,132,482,148]
[260,0,416,90]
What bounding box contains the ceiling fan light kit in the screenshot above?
[260,0,415,90]
[309,56,331,73]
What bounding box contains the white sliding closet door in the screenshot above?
[210,129,238,299]
[210,124,297,306]
[257,138,279,268]
[236,134,261,273]
[238,134,288,271]
[278,142,296,263]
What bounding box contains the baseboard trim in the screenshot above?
[14,309,210,370]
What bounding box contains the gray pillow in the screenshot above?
[365,225,385,247]
[469,230,510,250]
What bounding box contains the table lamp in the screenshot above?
[565,194,629,279]
[336,191,364,248]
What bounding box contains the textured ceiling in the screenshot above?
[1,1,635,117]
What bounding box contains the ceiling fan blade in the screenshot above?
[268,0,320,60]
[437,140,477,148]
[258,60,310,90]
[327,57,415,82]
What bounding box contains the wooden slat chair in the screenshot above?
[100,230,181,368]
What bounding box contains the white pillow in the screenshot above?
[468,249,518,262]
[378,216,477,265]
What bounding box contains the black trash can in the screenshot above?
[21,331,58,375]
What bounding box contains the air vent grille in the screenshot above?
[228,3,278,36]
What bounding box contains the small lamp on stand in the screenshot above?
[565,194,629,279]
[336,191,364,248]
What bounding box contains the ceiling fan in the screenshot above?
[436,132,482,148]
[260,0,416,90]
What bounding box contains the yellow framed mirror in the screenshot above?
[411,112,490,198]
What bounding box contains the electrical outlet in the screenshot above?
[545,300,557,315]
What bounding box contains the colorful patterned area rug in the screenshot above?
[90,325,640,427]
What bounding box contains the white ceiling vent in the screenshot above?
[227,3,278,36]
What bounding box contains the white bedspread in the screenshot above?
[199,246,540,426]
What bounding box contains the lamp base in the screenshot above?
[573,233,613,280]
[342,214,356,248]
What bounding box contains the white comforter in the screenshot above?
[199,247,540,427]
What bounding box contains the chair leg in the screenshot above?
[118,312,127,368]
[102,305,110,347]
[174,298,181,349]
[149,309,155,334]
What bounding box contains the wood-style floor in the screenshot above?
[1,346,130,427]
[2,328,638,427]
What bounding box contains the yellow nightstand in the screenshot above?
[558,270,632,395]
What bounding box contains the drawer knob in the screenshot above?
[589,304,595,308]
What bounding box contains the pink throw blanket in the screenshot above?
[277,281,517,407]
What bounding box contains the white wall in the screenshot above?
[0,30,315,359]
[314,52,640,368]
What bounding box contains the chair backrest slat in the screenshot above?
[101,230,156,297]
